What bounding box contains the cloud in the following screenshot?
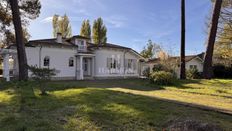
[40,17,53,23]
[74,9,91,16]
[104,15,127,28]
[41,16,83,24]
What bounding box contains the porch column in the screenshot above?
[3,54,10,81]
[92,57,95,77]
[80,56,83,80]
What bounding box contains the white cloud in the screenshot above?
[40,17,53,23]
[104,15,127,28]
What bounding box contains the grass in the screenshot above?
[0,79,231,130]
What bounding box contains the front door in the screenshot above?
[83,58,91,76]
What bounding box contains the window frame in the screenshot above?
[69,57,74,67]
[44,56,50,67]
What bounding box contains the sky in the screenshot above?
[28,0,213,56]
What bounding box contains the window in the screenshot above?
[78,40,86,50]
[126,59,136,70]
[84,59,88,71]
[69,57,74,67]
[107,58,120,69]
[44,56,50,66]
[190,65,197,69]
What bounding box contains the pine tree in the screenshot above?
[9,0,28,80]
[180,0,186,79]
[0,0,41,47]
[80,20,91,38]
[92,17,107,44]
[203,0,223,79]
[52,14,72,38]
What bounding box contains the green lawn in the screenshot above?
[0,79,232,130]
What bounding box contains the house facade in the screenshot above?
[145,53,205,78]
[1,33,144,81]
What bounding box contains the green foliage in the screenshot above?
[0,79,232,130]
[28,66,56,95]
[213,64,232,78]
[150,71,175,85]
[140,40,162,59]
[142,67,150,78]
[80,19,91,38]
[152,64,169,72]
[92,17,107,44]
[0,0,41,47]
[186,68,201,79]
[52,14,72,38]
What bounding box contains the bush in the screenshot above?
[142,67,150,78]
[213,64,232,78]
[28,66,57,95]
[186,68,201,79]
[152,64,177,77]
[150,71,175,85]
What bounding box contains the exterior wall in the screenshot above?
[186,57,203,72]
[13,46,142,80]
[142,57,203,78]
[26,46,77,78]
[93,48,140,78]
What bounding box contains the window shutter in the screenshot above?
[107,58,111,68]
[117,58,120,69]
[124,59,128,69]
[133,60,136,70]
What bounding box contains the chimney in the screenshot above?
[56,33,62,43]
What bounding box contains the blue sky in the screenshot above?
[28,0,212,55]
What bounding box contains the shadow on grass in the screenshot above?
[1,84,232,130]
[47,78,165,92]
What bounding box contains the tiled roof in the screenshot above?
[87,42,130,50]
[29,38,76,47]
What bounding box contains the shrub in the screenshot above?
[150,71,175,85]
[186,68,201,79]
[152,64,164,72]
[152,63,177,77]
[142,67,150,78]
[28,66,57,95]
[213,64,232,78]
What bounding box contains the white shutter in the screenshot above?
[107,58,111,69]
[125,59,128,69]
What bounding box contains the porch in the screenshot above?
[0,49,18,81]
[75,53,95,80]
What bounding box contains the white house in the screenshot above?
[1,33,144,81]
[145,53,205,77]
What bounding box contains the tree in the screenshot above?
[0,0,41,47]
[180,0,186,79]
[211,0,232,66]
[92,17,107,44]
[28,66,56,95]
[80,19,91,38]
[52,14,72,38]
[9,0,29,80]
[203,0,223,79]
[140,40,162,59]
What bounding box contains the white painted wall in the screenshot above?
[12,45,142,79]
[186,57,203,72]
[26,46,77,78]
[94,48,140,77]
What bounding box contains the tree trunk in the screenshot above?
[180,0,186,79]
[9,0,28,80]
[203,0,223,79]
